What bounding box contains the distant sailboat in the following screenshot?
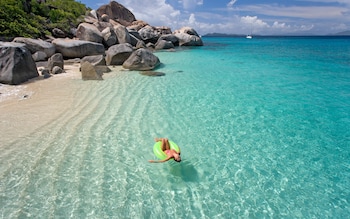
[246,24,253,39]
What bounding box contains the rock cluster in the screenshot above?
[0,1,203,84]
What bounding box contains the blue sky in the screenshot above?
[79,0,350,35]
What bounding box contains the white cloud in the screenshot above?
[117,0,181,27]
[272,21,289,29]
[240,16,269,29]
[189,13,196,25]
[227,0,238,8]
[329,23,347,31]
[94,0,349,35]
[182,12,323,35]
[300,24,314,31]
[300,0,350,5]
[241,4,348,19]
[182,0,203,10]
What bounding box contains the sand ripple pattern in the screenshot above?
[0,72,210,218]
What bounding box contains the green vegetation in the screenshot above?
[0,0,87,38]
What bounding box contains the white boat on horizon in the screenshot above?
[246,24,253,39]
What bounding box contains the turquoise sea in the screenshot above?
[1,36,350,218]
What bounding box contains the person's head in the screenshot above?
[174,152,181,162]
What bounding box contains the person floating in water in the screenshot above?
[149,138,181,163]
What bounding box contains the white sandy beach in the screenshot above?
[0,63,82,146]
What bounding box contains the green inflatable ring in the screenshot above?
[153,140,180,160]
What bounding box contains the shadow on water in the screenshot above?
[168,161,199,182]
[139,71,165,76]
[148,63,185,74]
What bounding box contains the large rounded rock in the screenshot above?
[32,51,47,61]
[128,30,142,40]
[138,25,160,44]
[101,27,117,47]
[82,55,106,66]
[135,40,146,49]
[52,39,105,58]
[158,34,179,47]
[96,1,136,26]
[48,53,64,72]
[81,61,103,80]
[173,27,203,46]
[101,14,110,22]
[84,14,98,24]
[114,24,131,44]
[93,21,114,32]
[52,28,66,38]
[52,66,64,74]
[105,43,133,65]
[129,34,141,47]
[128,20,148,31]
[76,23,103,43]
[122,48,160,71]
[155,26,172,35]
[0,42,39,85]
[13,37,56,57]
[155,40,174,50]
[82,55,111,74]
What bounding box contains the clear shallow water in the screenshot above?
[1,36,350,218]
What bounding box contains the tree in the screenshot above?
[0,0,87,38]
[0,0,42,37]
[22,0,32,13]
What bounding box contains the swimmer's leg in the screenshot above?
[164,138,170,150]
[154,138,162,142]
[161,138,167,151]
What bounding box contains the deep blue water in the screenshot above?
[1,36,350,218]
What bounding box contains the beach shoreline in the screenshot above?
[0,63,82,147]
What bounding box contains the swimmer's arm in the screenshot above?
[148,157,171,163]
